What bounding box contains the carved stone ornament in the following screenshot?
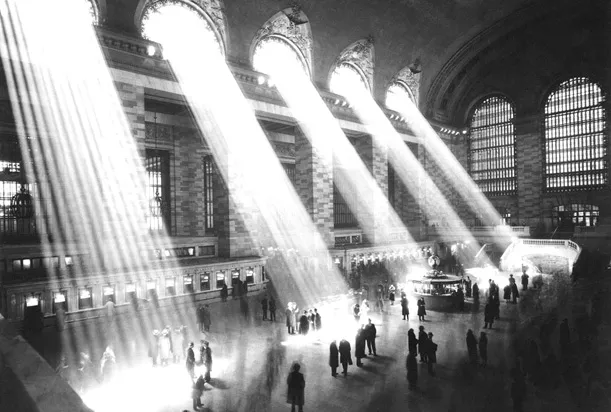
[392,65,421,107]
[143,0,228,54]
[251,7,313,76]
[332,37,375,92]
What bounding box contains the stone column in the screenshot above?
[295,128,334,247]
[351,135,390,243]
[515,115,543,232]
[214,152,259,258]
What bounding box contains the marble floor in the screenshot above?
[38,291,580,412]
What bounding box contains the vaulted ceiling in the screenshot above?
[101,0,537,105]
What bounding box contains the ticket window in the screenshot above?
[183,275,194,293]
[246,268,254,284]
[125,283,137,303]
[53,291,68,313]
[165,278,176,296]
[215,272,225,289]
[78,288,93,310]
[231,270,240,286]
[200,273,211,291]
[25,294,40,308]
[146,280,157,300]
[102,286,115,304]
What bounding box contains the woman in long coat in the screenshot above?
[286,363,305,411]
[466,329,478,364]
[329,340,339,376]
[408,328,418,355]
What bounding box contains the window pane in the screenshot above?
[468,96,516,195]
[253,36,308,78]
[330,63,368,97]
[544,78,607,191]
[386,83,415,113]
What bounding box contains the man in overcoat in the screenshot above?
[338,338,352,376]
[329,340,339,376]
[286,363,305,412]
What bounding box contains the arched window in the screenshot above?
[141,0,223,57]
[385,82,415,113]
[330,63,369,98]
[552,204,599,228]
[544,77,607,191]
[86,0,99,25]
[252,36,308,78]
[468,96,516,194]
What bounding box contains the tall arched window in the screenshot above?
[141,0,223,57]
[86,0,99,25]
[330,63,369,98]
[544,77,607,191]
[252,36,308,78]
[468,96,516,194]
[386,82,415,113]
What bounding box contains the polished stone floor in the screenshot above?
[37,288,592,412]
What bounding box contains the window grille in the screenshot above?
[544,77,607,191]
[203,156,215,230]
[468,96,516,195]
[552,204,599,227]
[145,150,170,232]
[282,163,296,186]
[333,183,357,227]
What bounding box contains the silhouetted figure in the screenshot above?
[329,340,339,377]
[484,302,494,329]
[401,296,409,320]
[406,352,418,389]
[286,306,295,334]
[365,319,377,356]
[269,297,277,321]
[511,282,520,304]
[466,329,478,364]
[299,311,310,335]
[314,309,321,330]
[408,328,418,354]
[192,374,205,410]
[186,342,195,379]
[418,326,429,363]
[417,297,426,321]
[427,332,437,376]
[465,277,472,298]
[201,341,212,382]
[355,327,367,366]
[220,283,228,301]
[286,363,305,412]
[456,287,465,311]
[479,332,488,366]
[521,272,529,291]
[472,283,480,308]
[338,339,352,376]
[389,285,396,305]
[503,285,512,303]
[261,296,268,320]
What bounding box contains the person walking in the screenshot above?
[521,271,529,291]
[406,352,418,389]
[408,328,418,355]
[479,331,488,366]
[269,296,277,321]
[299,311,310,335]
[417,297,426,321]
[186,342,195,380]
[389,285,396,305]
[261,296,268,321]
[472,283,480,308]
[401,295,409,320]
[418,326,429,363]
[286,363,305,412]
[329,340,339,377]
[364,319,377,356]
[511,281,520,304]
[220,283,228,302]
[427,332,437,376]
[484,302,494,329]
[466,329,478,365]
[503,284,512,303]
[338,338,352,377]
